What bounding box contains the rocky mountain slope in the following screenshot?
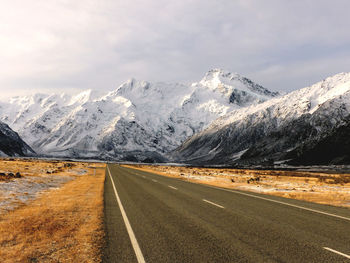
[287,119,350,165]
[173,72,350,165]
[0,69,277,161]
[0,122,35,157]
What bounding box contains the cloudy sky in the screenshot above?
[1,0,350,98]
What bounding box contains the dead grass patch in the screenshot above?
[0,160,106,263]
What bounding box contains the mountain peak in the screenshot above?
[300,71,350,114]
[68,89,96,105]
[323,72,350,87]
[198,69,279,105]
[201,69,240,83]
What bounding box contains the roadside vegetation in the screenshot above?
[0,159,106,262]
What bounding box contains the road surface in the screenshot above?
[103,164,350,262]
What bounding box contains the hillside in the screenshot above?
[0,122,35,157]
[173,72,350,166]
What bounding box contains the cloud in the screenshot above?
[0,0,350,97]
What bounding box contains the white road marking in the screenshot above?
[209,186,350,222]
[203,199,225,209]
[168,185,177,190]
[142,176,146,178]
[107,165,146,263]
[323,247,350,259]
[152,179,158,182]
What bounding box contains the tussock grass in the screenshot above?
[277,191,350,207]
[0,161,106,263]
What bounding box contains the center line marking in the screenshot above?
[125,166,350,222]
[107,165,146,263]
[168,185,177,190]
[203,199,225,209]
[152,179,158,182]
[208,186,350,222]
[323,247,350,259]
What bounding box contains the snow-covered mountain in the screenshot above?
[0,69,278,161]
[0,121,35,157]
[173,72,350,165]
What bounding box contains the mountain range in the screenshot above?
[0,69,278,162]
[0,69,349,166]
[174,72,350,166]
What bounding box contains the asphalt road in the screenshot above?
[103,164,350,262]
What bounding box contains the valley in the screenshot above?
[2,1,350,261]
[103,165,350,262]
[0,158,349,262]
[0,70,349,262]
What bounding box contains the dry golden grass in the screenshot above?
[0,158,92,180]
[124,164,350,208]
[273,191,350,207]
[0,159,106,263]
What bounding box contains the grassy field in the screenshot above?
[124,164,350,208]
[0,159,106,263]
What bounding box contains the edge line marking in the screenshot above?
[107,165,146,263]
[323,247,350,259]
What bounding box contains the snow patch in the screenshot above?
[0,174,74,214]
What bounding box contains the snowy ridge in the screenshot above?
[174,72,350,165]
[212,72,350,129]
[0,69,277,161]
[199,69,278,106]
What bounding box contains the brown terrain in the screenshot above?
[1,159,349,262]
[124,164,350,208]
[0,158,106,263]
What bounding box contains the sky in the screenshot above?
[1,0,350,98]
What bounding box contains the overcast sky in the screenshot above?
[1,0,350,98]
